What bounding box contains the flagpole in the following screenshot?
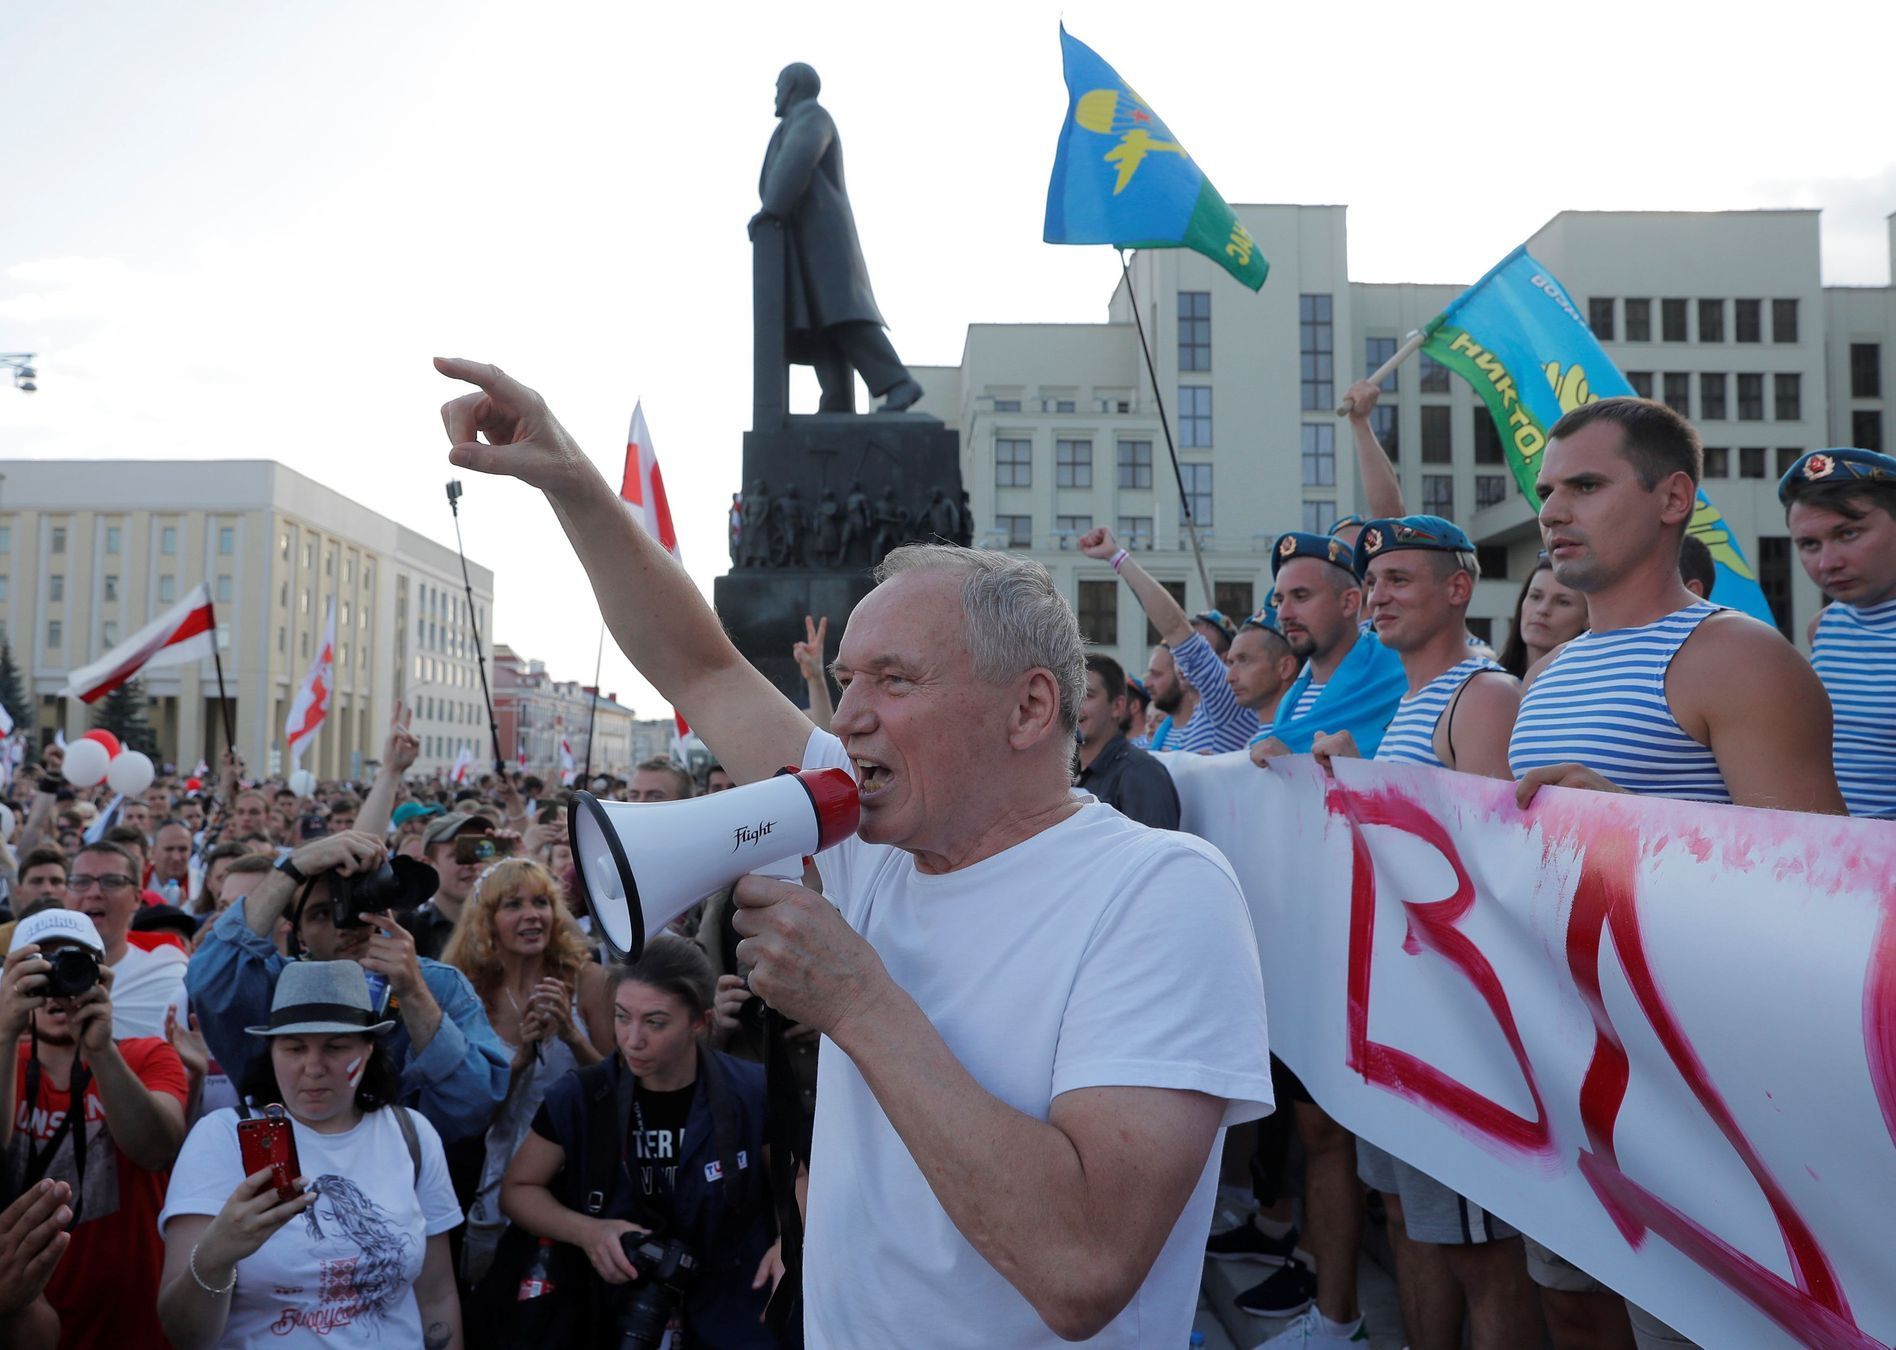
[580,623,603,786]
[1119,251,1214,604]
[208,601,237,755]
[446,481,505,778]
[1335,329,1427,416]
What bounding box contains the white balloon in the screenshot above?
[64,737,111,788]
[0,803,14,841]
[106,749,156,797]
[289,768,317,798]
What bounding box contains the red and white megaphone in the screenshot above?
[569,766,859,959]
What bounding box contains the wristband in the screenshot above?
[189,1242,237,1296]
[1108,548,1129,572]
[275,856,309,886]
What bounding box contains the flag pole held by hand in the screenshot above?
[1336,330,1426,416]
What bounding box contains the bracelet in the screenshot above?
[1108,548,1129,572]
[189,1242,237,1296]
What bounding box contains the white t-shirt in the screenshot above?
[799,728,1273,1348]
[158,1106,461,1348]
[111,940,188,1040]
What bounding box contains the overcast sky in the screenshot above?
[5,0,1893,721]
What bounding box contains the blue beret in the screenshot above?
[1777,448,1896,505]
[1351,515,1475,579]
[1271,531,1356,578]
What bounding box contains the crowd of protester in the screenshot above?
[0,375,1891,1350]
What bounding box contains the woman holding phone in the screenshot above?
[156,962,463,1349]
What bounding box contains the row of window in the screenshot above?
[277,531,373,592]
[1589,297,1799,345]
[16,522,240,558]
[1626,370,1804,422]
[415,695,480,725]
[25,573,236,607]
[989,396,1134,415]
[995,438,1156,489]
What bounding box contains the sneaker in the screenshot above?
[1234,1258,1315,1318]
[1252,1306,1370,1347]
[1207,1220,1302,1265]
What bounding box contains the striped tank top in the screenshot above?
[1812,595,1896,818]
[1376,657,1504,769]
[1507,600,1731,802]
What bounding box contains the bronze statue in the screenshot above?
[814,488,842,564]
[740,479,773,567]
[770,483,808,567]
[750,63,923,415]
[927,487,960,542]
[838,479,872,565]
[870,485,909,563]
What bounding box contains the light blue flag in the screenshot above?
[1422,246,1772,624]
[1043,26,1267,290]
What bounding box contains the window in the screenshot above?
[1076,580,1118,646]
[105,526,121,554]
[1422,475,1454,518]
[1776,448,1801,478]
[1055,514,1093,545]
[1214,581,1253,620]
[1624,298,1652,342]
[1703,447,1730,478]
[1698,299,1725,343]
[218,526,235,556]
[1627,371,1654,398]
[1737,373,1764,420]
[1300,423,1335,487]
[216,574,233,604]
[103,574,118,602]
[324,551,334,576]
[1854,410,1884,453]
[996,515,1032,548]
[1365,336,1398,391]
[48,574,64,602]
[161,526,178,555]
[1055,439,1093,488]
[1179,291,1211,371]
[1774,372,1801,421]
[1700,373,1727,421]
[1476,474,1509,511]
[1735,299,1762,343]
[1117,516,1154,550]
[1053,399,1075,414]
[1756,537,1793,638]
[1588,298,1615,340]
[1117,440,1153,488]
[0,526,8,552]
[341,601,350,626]
[1146,581,1187,646]
[0,577,8,602]
[102,621,117,645]
[345,559,354,586]
[1179,386,1213,447]
[1299,293,1334,410]
[1772,299,1798,343]
[159,575,176,603]
[1850,343,1882,398]
[1740,447,1766,479]
[1663,372,1692,416]
[301,591,311,615]
[1178,463,1214,526]
[1662,299,1688,342]
[1420,405,1452,463]
[1475,546,1509,580]
[279,627,286,653]
[280,532,290,560]
[992,398,1021,413]
[1418,353,1450,393]
[1473,413,1504,464]
[1371,404,1399,461]
[303,542,314,569]
[995,438,1032,487]
[47,621,61,648]
[1301,500,1337,534]
[51,526,66,554]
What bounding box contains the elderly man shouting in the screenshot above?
[434,358,1271,1346]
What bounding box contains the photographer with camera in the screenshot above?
[0,909,190,1348]
[402,815,516,961]
[62,841,188,1039]
[497,935,781,1349]
[185,830,509,1146]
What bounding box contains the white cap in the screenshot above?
[13,908,105,955]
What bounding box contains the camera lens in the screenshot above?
[44,948,101,998]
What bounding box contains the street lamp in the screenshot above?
[1,354,36,393]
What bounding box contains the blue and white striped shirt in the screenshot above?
[1167,632,1259,754]
[1812,595,1896,819]
[1377,657,1505,770]
[1507,601,1731,802]
[1291,682,1325,722]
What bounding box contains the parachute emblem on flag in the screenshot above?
[1074,87,1186,194]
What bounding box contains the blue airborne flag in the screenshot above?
[1043,26,1267,290]
[1422,246,1772,624]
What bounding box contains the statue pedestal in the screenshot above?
[714,413,963,700]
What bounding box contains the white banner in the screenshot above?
[1163,751,1896,1350]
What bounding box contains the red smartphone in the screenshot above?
[237,1105,304,1203]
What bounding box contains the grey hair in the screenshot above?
[873,543,1086,740]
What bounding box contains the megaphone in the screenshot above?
[569,766,859,959]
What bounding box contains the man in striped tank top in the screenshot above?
[1779,447,1896,819]
[1507,398,1842,1350]
[1305,515,1535,1350]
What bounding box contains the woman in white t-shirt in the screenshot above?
[156,961,464,1349]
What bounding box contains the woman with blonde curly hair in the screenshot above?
[440,858,612,1283]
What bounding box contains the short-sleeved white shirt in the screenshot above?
[800,728,1273,1347]
[159,1106,461,1348]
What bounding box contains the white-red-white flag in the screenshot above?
[619,403,693,744]
[61,583,216,703]
[285,599,336,767]
[559,736,576,786]
[451,743,472,784]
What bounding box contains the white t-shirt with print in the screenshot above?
[799,727,1273,1348]
[159,1106,461,1348]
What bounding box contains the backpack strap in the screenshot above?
[391,1105,422,1187]
[696,1049,744,1221]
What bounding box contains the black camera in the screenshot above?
[331,856,438,928]
[43,946,101,998]
[614,1233,697,1350]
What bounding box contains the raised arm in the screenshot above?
[792,615,834,732]
[1078,525,1192,647]
[356,702,419,839]
[436,359,812,784]
[1340,379,1406,520]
